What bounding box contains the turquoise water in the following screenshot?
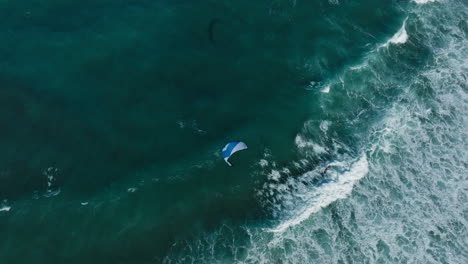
[1,0,467,263]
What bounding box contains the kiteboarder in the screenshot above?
[222,141,248,166]
[322,165,330,175]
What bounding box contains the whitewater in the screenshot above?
[0,0,466,263]
[164,1,468,263]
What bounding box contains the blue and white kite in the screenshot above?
[222,141,248,166]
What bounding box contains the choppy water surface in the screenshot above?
[0,0,467,263]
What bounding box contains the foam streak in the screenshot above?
[270,154,369,232]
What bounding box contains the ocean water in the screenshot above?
[0,0,467,263]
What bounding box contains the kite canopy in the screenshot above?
[222,141,248,166]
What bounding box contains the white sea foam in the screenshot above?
[381,18,408,48]
[349,64,366,71]
[269,154,368,232]
[294,135,309,148]
[414,0,437,4]
[268,170,282,182]
[319,120,331,134]
[348,60,370,72]
[43,189,61,198]
[320,85,330,93]
[259,159,269,168]
[43,166,61,197]
[127,187,137,193]
[295,135,327,154]
[0,205,11,212]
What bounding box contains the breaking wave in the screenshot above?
[163,1,468,262]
